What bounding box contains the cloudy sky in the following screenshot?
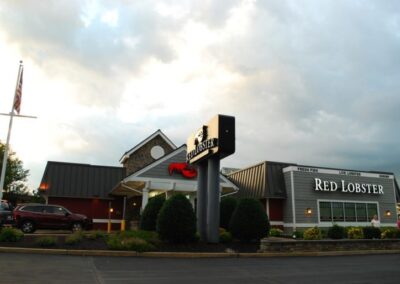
[0,0,399,191]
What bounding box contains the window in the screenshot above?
[319,202,332,221]
[332,202,344,221]
[344,203,356,222]
[356,203,367,222]
[367,203,378,220]
[52,206,68,215]
[319,201,378,223]
[22,205,44,213]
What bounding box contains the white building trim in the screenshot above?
[283,166,394,179]
[119,130,177,163]
[290,171,296,232]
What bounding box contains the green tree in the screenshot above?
[156,194,196,243]
[220,196,238,230]
[140,194,165,231]
[0,142,30,198]
[229,198,270,242]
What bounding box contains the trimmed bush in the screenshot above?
[292,231,303,239]
[65,232,84,245]
[0,228,24,242]
[35,236,57,247]
[303,227,322,240]
[85,230,107,240]
[116,230,160,246]
[347,227,364,239]
[229,198,270,242]
[156,194,196,243]
[381,227,399,239]
[140,194,166,231]
[107,236,155,252]
[328,224,345,239]
[220,197,238,230]
[269,228,283,237]
[363,227,381,239]
[219,231,233,243]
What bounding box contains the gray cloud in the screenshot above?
[1,0,400,188]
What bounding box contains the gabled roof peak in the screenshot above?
[119,129,177,163]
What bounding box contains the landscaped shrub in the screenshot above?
[65,232,84,245]
[140,194,165,231]
[85,230,107,240]
[347,227,364,239]
[269,228,283,237]
[362,227,381,239]
[106,236,155,252]
[381,227,400,239]
[116,230,160,246]
[156,194,196,243]
[0,228,24,242]
[292,231,303,239]
[220,197,238,230]
[303,227,322,240]
[35,236,57,247]
[229,198,270,242]
[328,224,346,239]
[219,229,233,243]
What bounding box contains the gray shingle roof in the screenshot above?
[40,161,125,199]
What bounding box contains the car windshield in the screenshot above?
[0,202,10,211]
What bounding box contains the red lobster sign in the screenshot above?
[168,162,197,179]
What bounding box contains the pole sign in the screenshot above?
[187,114,235,164]
[187,114,235,243]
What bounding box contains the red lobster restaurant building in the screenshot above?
[39,130,238,230]
[39,130,400,232]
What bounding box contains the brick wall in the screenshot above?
[123,135,175,176]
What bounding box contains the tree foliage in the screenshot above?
[229,198,270,242]
[220,196,238,230]
[0,142,29,195]
[156,194,196,243]
[140,194,165,231]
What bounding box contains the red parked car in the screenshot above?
[13,203,92,233]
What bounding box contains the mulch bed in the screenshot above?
[0,235,260,253]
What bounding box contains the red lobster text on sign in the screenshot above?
[168,163,197,179]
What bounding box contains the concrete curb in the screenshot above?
[1,247,400,258]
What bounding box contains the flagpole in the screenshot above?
[0,61,23,201]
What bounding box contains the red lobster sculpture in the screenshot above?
[168,162,197,179]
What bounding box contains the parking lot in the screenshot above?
[0,252,399,284]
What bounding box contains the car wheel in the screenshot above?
[71,222,83,232]
[21,220,35,233]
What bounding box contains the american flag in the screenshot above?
[13,68,23,114]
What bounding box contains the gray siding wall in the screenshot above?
[291,171,397,225]
[138,149,226,182]
[139,150,188,180]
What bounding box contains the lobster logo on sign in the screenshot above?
[194,125,208,146]
[168,163,197,179]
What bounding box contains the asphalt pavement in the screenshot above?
[0,252,399,284]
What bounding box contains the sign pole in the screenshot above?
[187,114,235,243]
[0,62,23,202]
[207,156,220,243]
[196,161,208,241]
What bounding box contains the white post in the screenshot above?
[0,62,23,201]
[189,194,195,208]
[141,184,149,212]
